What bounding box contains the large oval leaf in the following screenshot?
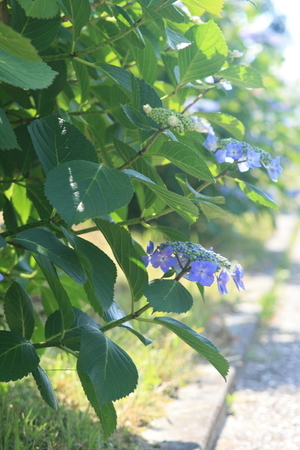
[0,331,40,382]
[143,279,193,313]
[45,161,134,226]
[78,327,138,405]
[4,281,35,340]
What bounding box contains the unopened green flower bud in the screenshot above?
[143,104,152,114]
[167,115,180,127]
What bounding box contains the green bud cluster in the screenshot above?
[219,138,273,166]
[144,106,195,133]
[158,241,231,269]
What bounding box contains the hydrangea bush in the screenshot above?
[0,0,283,440]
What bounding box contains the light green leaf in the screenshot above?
[94,219,148,302]
[155,317,229,380]
[45,161,134,226]
[60,0,90,40]
[144,279,193,313]
[78,327,139,405]
[183,0,224,16]
[77,367,117,440]
[131,38,157,85]
[195,200,225,219]
[11,229,87,285]
[216,66,264,89]
[178,21,228,85]
[32,366,59,410]
[197,112,245,141]
[153,225,189,242]
[150,141,214,182]
[73,59,90,104]
[4,282,35,340]
[0,330,40,382]
[235,179,278,210]
[0,49,58,89]
[16,0,59,19]
[165,27,192,51]
[0,108,21,151]
[28,113,98,175]
[61,228,117,315]
[0,23,40,62]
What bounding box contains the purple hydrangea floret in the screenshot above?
[231,264,245,291]
[188,260,219,286]
[266,156,283,182]
[225,142,243,160]
[217,269,231,295]
[203,134,218,151]
[150,246,177,273]
[246,148,262,169]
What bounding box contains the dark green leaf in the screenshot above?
[26,181,53,219]
[121,105,158,131]
[94,219,148,302]
[73,59,90,104]
[61,228,117,314]
[143,279,193,313]
[17,0,58,18]
[0,107,21,151]
[28,113,98,175]
[165,27,192,51]
[0,49,58,89]
[32,366,59,410]
[77,366,117,440]
[4,281,35,340]
[178,21,228,85]
[78,327,138,405]
[11,229,87,285]
[216,66,264,89]
[235,179,278,210]
[155,317,229,380]
[0,330,40,382]
[59,0,90,39]
[45,161,134,226]
[36,256,75,333]
[131,38,157,85]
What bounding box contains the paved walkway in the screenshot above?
[214,216,300,449]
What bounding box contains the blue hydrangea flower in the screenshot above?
[150,246,177,273]
[203,134,218,151]
[266,156,283,182]
[188,260,219,286]
[225,142,243,160]
[215,149,227,163]
[231,264,245,291]
[142,241,155,267]
[216,269,231,295]
[246,148,262,169]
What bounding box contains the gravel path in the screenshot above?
[214,219,300,450]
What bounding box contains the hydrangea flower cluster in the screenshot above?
[142,241,245,295]
[143,104,195,133]
[203,135,283,182]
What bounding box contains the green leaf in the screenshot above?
[121,105,158,131]
[154,317,229,380]
[61,228,117,314]
[4,281,35,340]
[0,235,7,248]
[131,38,157,85]
[96,63,132,96]
[216,66,264,89]
[28,113,98,175]
[165,27,192,51]
[143,279,193,313]
[153,225,189,242]
[0,107,21,151]
[178,21,228,85]
[11,1,60,52]
[183,0,224,16]
[124,169,199,224]
[197,112,245,141]
[32,366,59,410]
[195,200,225,219]
[60,0,91,39]
[73,59,90,104]
[77,367,117,440]
[115,5,145,49]
[10,229,87,285]
[0,330,40,382]
[94,219,148,302]
[26,180,53,220]
[150,141,214,182]
[45,161,134,226]
[104,301,153,346]
[16,0,59,19]
[0,23,40,62]
[0,49,58,89]
[36,256,75,333]
[235,179,278,210]
[78,327,139,405]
